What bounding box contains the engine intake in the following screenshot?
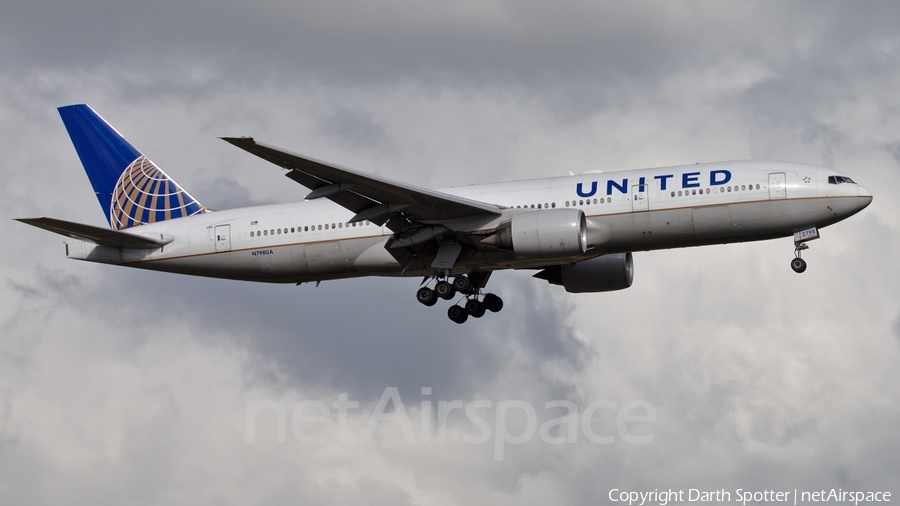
[488,209,587,259]
[534,252,634,293]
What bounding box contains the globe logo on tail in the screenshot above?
[110,155,206,230]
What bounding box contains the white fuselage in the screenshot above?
[65,160,872,283]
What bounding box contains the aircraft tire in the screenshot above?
[465,299,486,318]
[791,258,807,273]
[417,287,437,306]
[435,281,456,300]
[483,293,503,312]
[453,275,473,294]
[448,305,468,324]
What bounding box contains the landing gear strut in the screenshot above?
[791,245,808,273]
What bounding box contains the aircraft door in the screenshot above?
[215,225,231,252]
[769,173,786,200]
[632,183,649,212]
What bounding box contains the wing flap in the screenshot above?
[16,217,171,249]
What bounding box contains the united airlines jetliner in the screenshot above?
[18,105,873,323]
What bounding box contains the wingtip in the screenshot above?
[219,136,256,147]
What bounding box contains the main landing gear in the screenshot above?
[416,273,503,324]
[790,226,819,273]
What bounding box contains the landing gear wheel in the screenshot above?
[483,293,503,313]
[434,281,456,300]
[465,299,486,318]
[448,305,468,324]
[416,287,437,306]
[453,275,473,294]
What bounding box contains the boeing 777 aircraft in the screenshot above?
[18,105,873,323]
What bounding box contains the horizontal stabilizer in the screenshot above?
[15,217,171,249]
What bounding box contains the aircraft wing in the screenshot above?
[16,217,171,249]
[221,137,502,228]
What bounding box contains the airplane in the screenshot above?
[17,104,873,323]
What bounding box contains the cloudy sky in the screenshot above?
[2,1,899,504]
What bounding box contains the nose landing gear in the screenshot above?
[790,226,818,273]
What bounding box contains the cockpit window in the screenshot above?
[828,175,857,184]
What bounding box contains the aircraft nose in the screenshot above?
[857,184,873,209]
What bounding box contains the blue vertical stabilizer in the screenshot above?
[58,104,205,229]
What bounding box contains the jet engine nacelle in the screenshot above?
[490,209,587,259]
[534,252,634,293]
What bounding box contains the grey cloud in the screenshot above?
[894,312,900,342]
[320,107,390,150]
[192,175,275,210]
[1,1,893,92]
[58,265,582,401]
